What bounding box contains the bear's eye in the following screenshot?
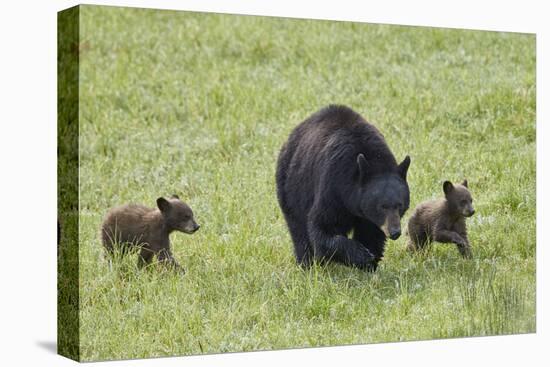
[461,200,467,206]
[381,204,389,210]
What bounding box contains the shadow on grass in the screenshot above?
[36,340,57,354]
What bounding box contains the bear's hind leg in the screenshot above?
[286,218,313,267]
[406,238,418,252]
[137,247,154,269]
[407,232,428,252]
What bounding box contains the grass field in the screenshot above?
[73,5,535,361]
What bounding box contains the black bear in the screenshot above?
[407,180,475,258]
[101,195,200,274]
[276,105,411,271]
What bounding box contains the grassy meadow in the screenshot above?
[74,5,535,361]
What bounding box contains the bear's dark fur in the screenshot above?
[101,195,200,273]
[276,105,411,271]
[407,180,475,258]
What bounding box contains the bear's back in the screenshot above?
[287,105,397,181]
[409,199,447,236]
[101,204,157,247]
[296,105,379,145]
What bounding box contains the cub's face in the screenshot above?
[157,196,200,234]
[356,154,411,240]
[444,180,475,217]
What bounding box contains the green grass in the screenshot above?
[74,5,535,361]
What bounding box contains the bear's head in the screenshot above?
[355,154,411,240]
[157,195,201,234]
[443,180,475,217]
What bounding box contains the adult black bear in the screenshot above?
[276,105,411,271]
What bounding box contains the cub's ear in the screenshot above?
[157,197,171,212]
[171,194,180,199]
[443,181,454,196]
[357,154,368,183]
[397,155,411,180]
[461,179,468,188]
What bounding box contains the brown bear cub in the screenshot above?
[407,180,475,258]
[101,195,200,273]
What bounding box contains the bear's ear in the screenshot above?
[443,181,454,196]
[357,154,368,183]
[461,179,468,188]
[157,197,171,212]
[397,155,411,180]
[171,194,180,199]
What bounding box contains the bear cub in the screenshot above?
[101,195,200,273]
[407,180,475,258]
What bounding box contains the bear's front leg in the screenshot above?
[137,247,154,269]
[308,223,375,270]
[456,242,472,258]
[434,229,466,246]
[455,234,472,259]
[353,219,387,268]
[434,229,471,258]
[157,248,186,274]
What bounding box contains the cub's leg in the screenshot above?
[137,247,154,269]
[406,237,418,252]
[157,248,186,274]
[407,232,429,253]
[434,229,471,258]
[434,229,466,245]
[455,232,472,259]
[406,214,427,253]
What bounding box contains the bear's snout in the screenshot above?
[382,212,402,240]
[181,221,200,234]
[389,229,401,240]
